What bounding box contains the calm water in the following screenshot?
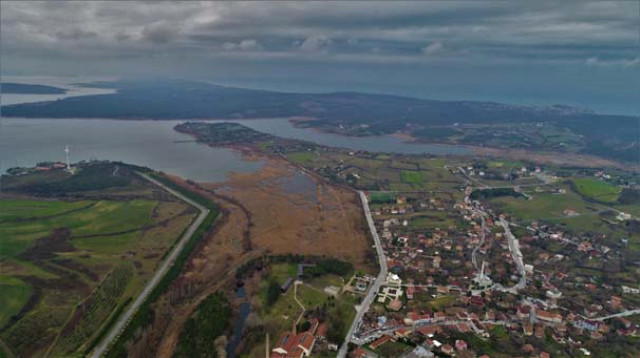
[1,76,472,182]
[232,118,472,155]
[0,118,264,182]
[0,117,472,182]
[1,76,116,106]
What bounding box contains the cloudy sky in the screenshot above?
[1,1,638,114]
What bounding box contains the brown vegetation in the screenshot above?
[141,156,370,358]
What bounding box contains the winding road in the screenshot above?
[90,172,210,358]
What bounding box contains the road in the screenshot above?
[498,217,526,293]
[472,215,487,270]
[337,191,388,358]
[591,309,640,322]
[91,172,210,358]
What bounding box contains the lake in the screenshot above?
[231,118,472,156]
[1,117,473,182]
[1,76,473,182]
[0,118,264,182]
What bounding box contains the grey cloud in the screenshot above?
[54,29,98,41]
[297,36,332,53]
[141,22,180,44]
[223,39,262,51]
[2,1,637,65]
[422,41,443,56]
[586,57,640,67]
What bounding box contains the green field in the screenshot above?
[287,151,317,164]
[0,200,92,222]
[0,193,195,356]
[0,199,155,259]
[369,192,395,204]
[572,178,621,203]
[489,190,590,221]
[0,276,32,327]
[400,170,422,184]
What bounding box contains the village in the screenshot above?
[260,161,639,357]
[337,163,640,357]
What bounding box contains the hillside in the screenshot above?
[1,83,68,94]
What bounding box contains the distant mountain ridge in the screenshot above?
[2,79,638,162]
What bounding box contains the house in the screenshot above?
[434,312,446,322]
[370,335,394,350]
[271,332,316,358]
[401,346,434,358]
[516,305,531,319]
[407,285,415,300]
[575,320,599,332]
[394,327,411,338]
[316,322,328,339]
[455,340,467,351]
[352,347,379,358]
[546,289,562,299]
[441,344,454,356]
[523,344,535,354]
[536,310,563,324]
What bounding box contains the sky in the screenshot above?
[1,1,639,114]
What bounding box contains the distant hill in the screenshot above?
[1,82,68,94]
[2,79,638,162]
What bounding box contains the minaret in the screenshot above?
[480,260,485,280]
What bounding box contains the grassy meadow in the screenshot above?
[0,169,197,357]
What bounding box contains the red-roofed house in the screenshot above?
[537,310,563,324]
[271,331,316,357]
[455,340,468,351]
[370,335,394,350]
[316,322,328,339]
[441,344,454,355]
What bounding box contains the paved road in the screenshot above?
[338,191,388,357]
[591,309,640,322]
[498,218,526,293]
[91,172,210,358]
[472,215,486,270]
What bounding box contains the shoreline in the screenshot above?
[5,115,634,171]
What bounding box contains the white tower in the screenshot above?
[64,145,71,171]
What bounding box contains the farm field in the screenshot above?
[285,149,464,192]
[572,177,621,203]
[0,163,197,357]
[0,277,32,327]
[487,180,640,244]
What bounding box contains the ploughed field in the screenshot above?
[0,163,197,357]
